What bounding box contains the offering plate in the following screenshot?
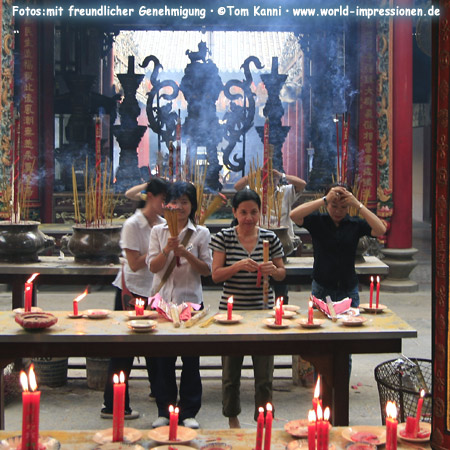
[338,316,368,327]
[0,435,60,449]
[297,318,325,329]
[85,309,111,319]
[341,425,386,446]
[398,421,431,442]
[263,318,290,329]
[93,428,142,444]
[127,319,157,332]
[148,426,197,444]
[359,303,387,313]
[15,312,58,330]
[125,310,159,320]
[214,313,243,324]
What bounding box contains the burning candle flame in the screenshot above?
[386,401,397,419]
[136,298,145,307]
[370,276,374,282]
[324,406,330,421]
[309,300,313,308]
[228,296,233,305]
[29,365,37,391]
[26,273,39,284]
[113,371,125,384]
[20,371,29,391]
[376,275,380,283]
[73,288,89,303]
[314,375,321,399]
[308,409,316,422]
[169,405,174,413]
[175,406,179,414]
[317,403,323,420]
[420,389,425,398]
[258,407,264,413]
[266,403,273,412]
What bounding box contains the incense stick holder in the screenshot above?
[0,221,55,263]
[67,224,122,264]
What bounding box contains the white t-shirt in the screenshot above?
[278,184,304,242]
[112,209,165,297]
[147,220,212,304]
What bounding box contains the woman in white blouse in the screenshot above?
[147,181,212,430]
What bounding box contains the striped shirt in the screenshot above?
[210,227,284,310]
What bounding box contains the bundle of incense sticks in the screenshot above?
[335,113,351,184]
[176,110,181,181]
[262,239,270,308]
[199,193,227,225]
[164,206,179,237]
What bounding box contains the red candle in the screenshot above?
[404,416,416,437]
[316,404,324,450]
[135,298,145,316]
[312,375,321,416]
[369,276,374,308]
[323,407,330,450]
[21,365,40,450]
[227,296,233,321]
[308,300,314,325]
[275,298,282,325]
[168,405,179,441]
[385,401,398,450]
[279,297,284,310]
[112,371,126,442]
[376,275,380,309]
[415,389,425,435]
[255,406,264,450]
[72,288,88,316]
[263,403,273,450]
[24,273,39,312]
[308,409,316,450]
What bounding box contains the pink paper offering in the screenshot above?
[149,293,201,322]
[311,295,352,317]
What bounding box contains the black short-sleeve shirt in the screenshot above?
[303,212,372,290]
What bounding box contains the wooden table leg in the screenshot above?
[305,351,350,426]
[0,360,14,430]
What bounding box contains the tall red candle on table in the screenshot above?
[24,273,39,312]
[316,404,325,450]
[255,406,264,450]
[227,296,233,320]
[376,275,380,309]
[112,371,126,442]
[72,288,88,316]
[385,401,398,450]
[275,298,282,325]
[307,409,316,450]
[415,389,425,435]
[308,300,314,324]
[21,365,40,450]
[369,276,374,308]
[322,407,330,450]
[263,403,273,450]
[169,405,179,440]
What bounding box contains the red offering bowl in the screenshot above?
[15,312,58,330]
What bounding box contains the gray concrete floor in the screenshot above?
[0,221,431,432]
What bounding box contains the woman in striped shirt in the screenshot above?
[210,188,286,428]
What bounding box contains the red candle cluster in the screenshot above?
[20,365,40,450]
[405,389,425,438]
[135,298,145,316]
[385,401,398,450]
[254,403,274,450]
[169,404,179,440]
[112,371,126,442]
[275,298,282,325]
[24,273,39,312]
[316,404,330,450]
[227,296,233,320]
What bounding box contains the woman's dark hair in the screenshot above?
[231,188,261,226]
[324,182,353,195]
[166,181,197,223]
[137,177,169,208]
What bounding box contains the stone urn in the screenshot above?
[271,227,294,261]
[67,225,122,264]
[0,221,55,263]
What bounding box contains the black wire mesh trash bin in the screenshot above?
[374,357,432,424]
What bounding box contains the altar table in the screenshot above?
[0,428,431,449]
[0,308,415,429]
[0,255,388,309]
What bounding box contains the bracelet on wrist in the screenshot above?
[162,248,168,257]
[359,203,364,210]
[322,196,328,206]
